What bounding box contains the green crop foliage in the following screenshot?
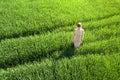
[0,0,120,40]
[0,53,120,80]
[0,0,120,80]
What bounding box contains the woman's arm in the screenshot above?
[81,30,84,42]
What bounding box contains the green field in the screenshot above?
[0,0,120,80]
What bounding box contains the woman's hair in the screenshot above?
[77,22,82,27]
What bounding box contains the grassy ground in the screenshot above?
[0,0,120,80]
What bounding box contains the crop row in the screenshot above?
[56,15,120,32]
[0,0,120,40]
[0,32,72,68]
[0,22,120,68]
[0,53,120,80]
[0,28,119,68]
[54,22,120,43]
[0,14,119,42]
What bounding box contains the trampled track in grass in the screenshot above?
[0,22,120,69]
[0,13,120,41]
[0,53,120,80]
[0,0,120,80]
[0,0,120,41]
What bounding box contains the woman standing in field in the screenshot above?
[72,22,84,48]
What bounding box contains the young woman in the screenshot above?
[72,22,84,48]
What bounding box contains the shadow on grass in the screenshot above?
[57,43,75,59]
[57,42,85,60]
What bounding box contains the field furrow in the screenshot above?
[0,14,120,42]
[0,0,120,79]
[0,26,119,68]
[0,53,120,80]
[0,0,120,41]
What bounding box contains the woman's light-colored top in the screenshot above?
[73,28,84,48]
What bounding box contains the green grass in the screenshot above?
[0,23,119,68]
[0,0,120,80]
[0,0,120,40]
[0,53,120,80]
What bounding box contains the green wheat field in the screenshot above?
[0,0,120,80]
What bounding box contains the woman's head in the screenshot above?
[77,22,82,27]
